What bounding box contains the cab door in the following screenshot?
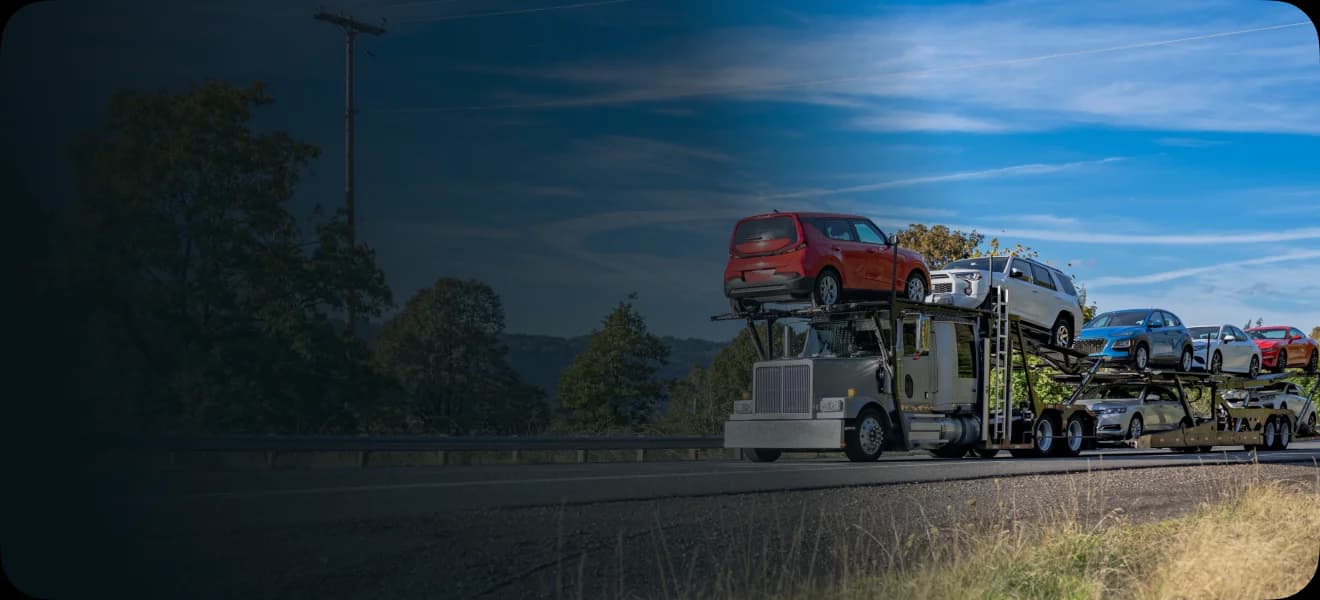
[898,316,938,408]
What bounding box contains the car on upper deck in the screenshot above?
[1245,326,1318,373]
[722,212,930,312]
[925,255,1083,348]
[1074,308,1195,372]
[1186,324,1261,377]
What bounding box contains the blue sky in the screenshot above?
[4,0,1319,340]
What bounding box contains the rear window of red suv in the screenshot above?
[732,216,798,247]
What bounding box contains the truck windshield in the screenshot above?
[802,321,881,357]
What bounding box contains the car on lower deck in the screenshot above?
[925,255,1083,348]
[1246,326,1319,373]
[1070,381,1190,442]
[722,212,930,312]
[1224,381,1317,435]
[1186,324,1261,377]
[1074,308,1195,372]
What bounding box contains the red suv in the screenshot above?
[1246,326,1319,373]
[723,212,930,311]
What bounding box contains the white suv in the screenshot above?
[925,255,1084,348]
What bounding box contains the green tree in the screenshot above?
[894,224,985,270]
[68,80,391,434]
[1311,326,1320,341]
[556,295,670,433]
[372,278,546,435]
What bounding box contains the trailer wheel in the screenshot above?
[1054,416,1085,457]
[1274,417,1291,450]
[1032,415,1059,457]
[844,408,886,462]
[742,448,782,462]
[972,448,999,459]
[1260,418,1278,451]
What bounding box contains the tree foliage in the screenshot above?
[556,295,670,433]
[1311,326,1320,341]
[658,325,802,435]
[372,278,547,435]
[67,81,392,434]
[893,224,984,270]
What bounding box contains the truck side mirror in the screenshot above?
[915,316,932,354]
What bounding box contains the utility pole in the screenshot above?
[314,9,384,334]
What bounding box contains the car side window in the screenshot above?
[1290,328,1306,339]
[822,219,856,242]
[852,220,887,245]
[1148,311,1164,328]
[1029,263,1056,291]
[1232,326,1249,340]
[1007,258,1034,284]
[1054,271,1078,297]
[1164,312,1181,328]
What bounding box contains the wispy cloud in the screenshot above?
[762,157,1125,201]
[1154,137,1228,147]
[1087,249,1320,288]
[851,110,1010,133]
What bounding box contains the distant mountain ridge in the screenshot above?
[501,333,725,402]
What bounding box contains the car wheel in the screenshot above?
[1308,350,1318,374]
[1274,350,1287,373]
[1051,316,1073,349]
[813,269,842,307]
[1210,351,1222,375]
[972,448,999,459]
[742,448,781,462]
[1134,344,1150,371]
[904,272,927,303]
[1127,413,1144,441]
[1032,415,1058,457]
[1178,346,1193,372]
[844,408,885,462]
[1248,355,1260,379]
[1054,416,1085,457]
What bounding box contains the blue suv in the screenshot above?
[1074,308,1195,371]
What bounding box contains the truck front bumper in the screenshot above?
[723,418,845,450]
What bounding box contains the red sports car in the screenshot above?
[723,212,930,311]
[1246,326,1318,373]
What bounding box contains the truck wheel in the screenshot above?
[972,448,999,459]
[1260,418,1278,451]
[1032,415,1059,457]
[741,448,782,462]
[845,408,886,462]
[1304,412,1317,436]
[1054,416,1085,457]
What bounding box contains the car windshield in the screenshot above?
[942,257,1009,273]
[1187,327,1219,340]
[1084,310,1147,329]
[1249,329,1288,340]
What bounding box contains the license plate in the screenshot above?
[743,269,775,282]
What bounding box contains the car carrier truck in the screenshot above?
[716,288,1302,462]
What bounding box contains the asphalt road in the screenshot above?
[8,442,1320,599]
[96,440,1320,531]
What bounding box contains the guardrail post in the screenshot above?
[511,449,520,464]
[358,451,368,468]
[688,448,698,461]
[437,450,447,466]
[265,451,275,469]
[576,449,586,463]
[635,449,645,462]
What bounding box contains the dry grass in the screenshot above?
[812,471,1320,600]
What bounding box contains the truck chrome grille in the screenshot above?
[932,282,953,294]
[753,365,811,413]
[1073,338,1105,355]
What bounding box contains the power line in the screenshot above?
[394,0,637,23]
[314,9,387,332]
[366,20,1311,113]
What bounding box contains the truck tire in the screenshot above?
[741,448,782,462]
[845,408,886,462]
[1274,417,1291,450]
[1053,415,1085,457]
[1031,415,1059,457]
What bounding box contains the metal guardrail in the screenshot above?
[98,435,726,452]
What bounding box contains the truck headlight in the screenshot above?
[1111,339,1131,349]
[818,398,844,413]
[1092,407,1127,415]
[734,400,753,414]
